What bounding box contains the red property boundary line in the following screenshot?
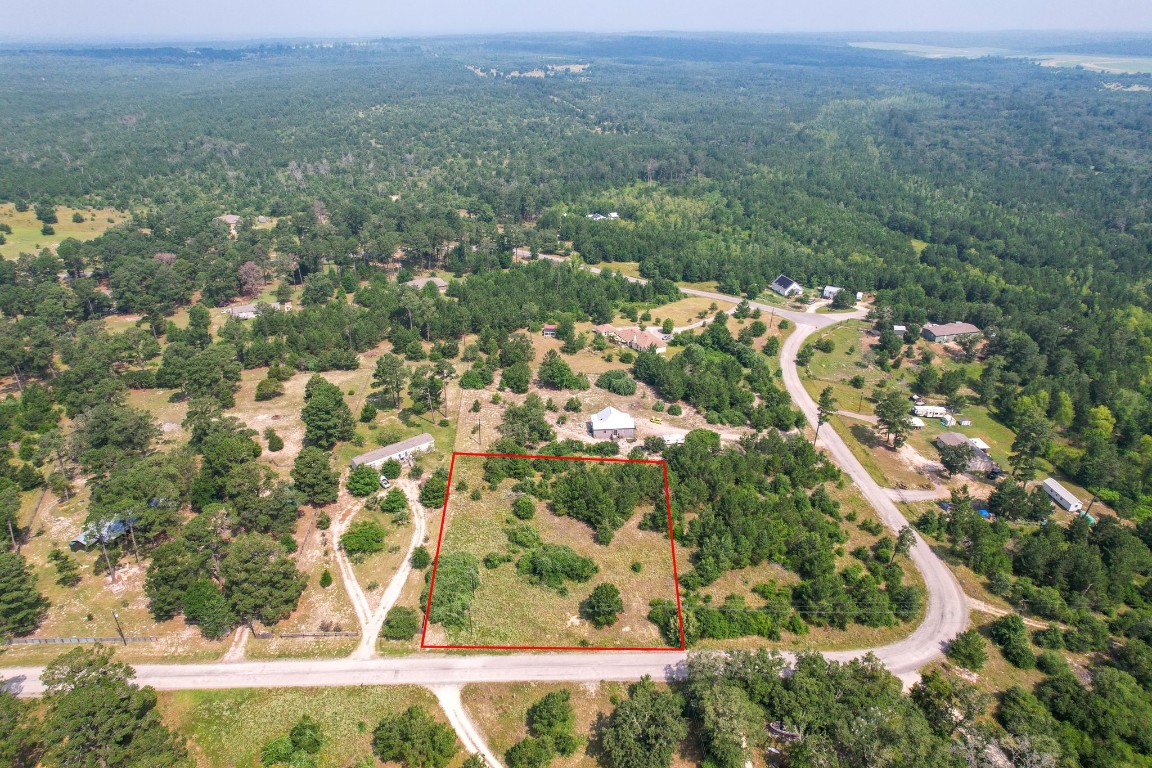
[420,451,686,651]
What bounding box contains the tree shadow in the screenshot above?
[849,424,880,449]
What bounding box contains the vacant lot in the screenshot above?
[0,203,130,258]
[161,685,453,768]
[425,457,679,649]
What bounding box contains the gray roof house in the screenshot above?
[936,432,995,473]
[922,322,981,344]
[351,433,435,469]
[404,277,449,293]
[588,406,636,440]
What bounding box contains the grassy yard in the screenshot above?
[160,686,453,768]
[425,458,679,648]
[0,203,130,259]
[653,296,734,327]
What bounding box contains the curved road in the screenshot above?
[2,262,968,695]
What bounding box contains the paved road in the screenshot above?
[3,257,969,695]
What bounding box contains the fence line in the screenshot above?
[278,631,360,639]
[5,636,157,646]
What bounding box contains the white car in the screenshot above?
[378,475,391,489]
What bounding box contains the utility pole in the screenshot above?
[111,610,127,646]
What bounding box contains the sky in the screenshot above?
[4,0,1152,42]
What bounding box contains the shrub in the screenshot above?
[420,467,449,507]
[512,496,536,520]
[506,524,543,549]
[264,428,284,452]
[341,520,387,561]
[381,607,422,640]
[666,404,682,416]
[410,546,432,569]
[373,707,457,768]
[319,568,333,588]
[580,583,624,628]
[360,402,378,422]
[517,544,598,589]
[317,512,331,530]
[596,369,638,396]
[380,459,403,479]
[945,629,988,670]
[652,401,665,412]
[255,377,284,401]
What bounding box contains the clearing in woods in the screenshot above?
[422,452,684,651]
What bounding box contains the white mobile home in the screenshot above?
[351,433,435,469]
[1041,478,1083,513]
[912,404,949,419]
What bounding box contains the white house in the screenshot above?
[350,433,435,469]
[893,325,908,334]
[968,437,991,452]
[1042,478,1083,513]
[663,433,686,446]
[588,406,635,439]
[913,404,949,419]
[855,292,864,301]
[822,286,843,300]
[769,275,803,297]
[909,416,926,429]
[922,322,981,343]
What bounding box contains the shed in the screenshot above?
[1041,478,1083,513]
[909,416,926,428]
[350,433,435,469]
[769,275,803,297]
[541,324,558,338]
[968,437,991,452]
[588,406,635,440]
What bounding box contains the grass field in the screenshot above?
[161,686,454,768]
[424,458,679,648]
[0,203,130,259]
[653,296,734,327]
[462,681,703,768]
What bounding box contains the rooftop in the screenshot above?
[351,433,435,466]
[925,321,980,337]
[590,406,634,431]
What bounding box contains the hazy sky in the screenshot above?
[5,0,1152,42]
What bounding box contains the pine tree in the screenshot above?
[0,550,49,638]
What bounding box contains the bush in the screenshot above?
[849,374,866,389]
[506,738,553,768]
[347,464,381,497]
[341,520,387,561]
[667,404,682,416]
[319,568,333,588]
[564,397,582,412]
[410,546,432,569]
[420,467,449,508]
[1033,625,1064,650]
[264,428,284,452]
[596,369,638,396]
[316,512,331,530]
[580,583,624,628]
[989,614,1036,669]
[517,544,598,589]
[945,629,988,671]
[380,459,403,479]
[652,401,665,412]
[512,496,536,520]
[255,377,284,401]
[373,707,458,768]
[506,524,542,549]
[381,607,422,640]
[360,402,378,422]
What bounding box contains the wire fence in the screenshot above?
[5,636,157,646]
[278,631,360,639]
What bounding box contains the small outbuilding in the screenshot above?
[822,285,843,300]
[769,274,803,297]
[1041,478,1083,513]
[351,433,435,469]
[541,324,558,338]
[588,406,636,440]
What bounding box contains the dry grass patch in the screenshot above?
[654,296,734,327]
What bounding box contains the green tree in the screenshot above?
[221,534,307,626]
[420,467,449,508]
[580,582,624,628]
[373,354,410,409]
[381,487,409,515]
[301,375,355,449]
[34,201,58,224]
[1009,406,1053,481]
[910,669,988,737]
[380,459,403,479]
[596,369,637,396]
[505,738,553,768]
[411,546,432,569]
[373,707,458,768]
[512,496,535,520]
[945,629,988,671]
[41,646,190,768]
[381,606,422,640]
[601,676,688,768]
[254,378,284,401]
[873,387,912,447]
[291,447,339,506]
[937,441,973,477]
[814,386,836,444]
[0,687,37,768]
[0,551,49,638]
[347,464,381,497]
[527,690,578,755]
[341,520,387,561]
[182,578,234,640]
[501,362,532,394]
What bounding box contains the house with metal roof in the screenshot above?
[936,432,995,473]
[1041,478,1083,512]
[769,274,803,297]
[350,433,435,469]
[588,406,635,440]
[922,322,981,343]
[404,277,449,293]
